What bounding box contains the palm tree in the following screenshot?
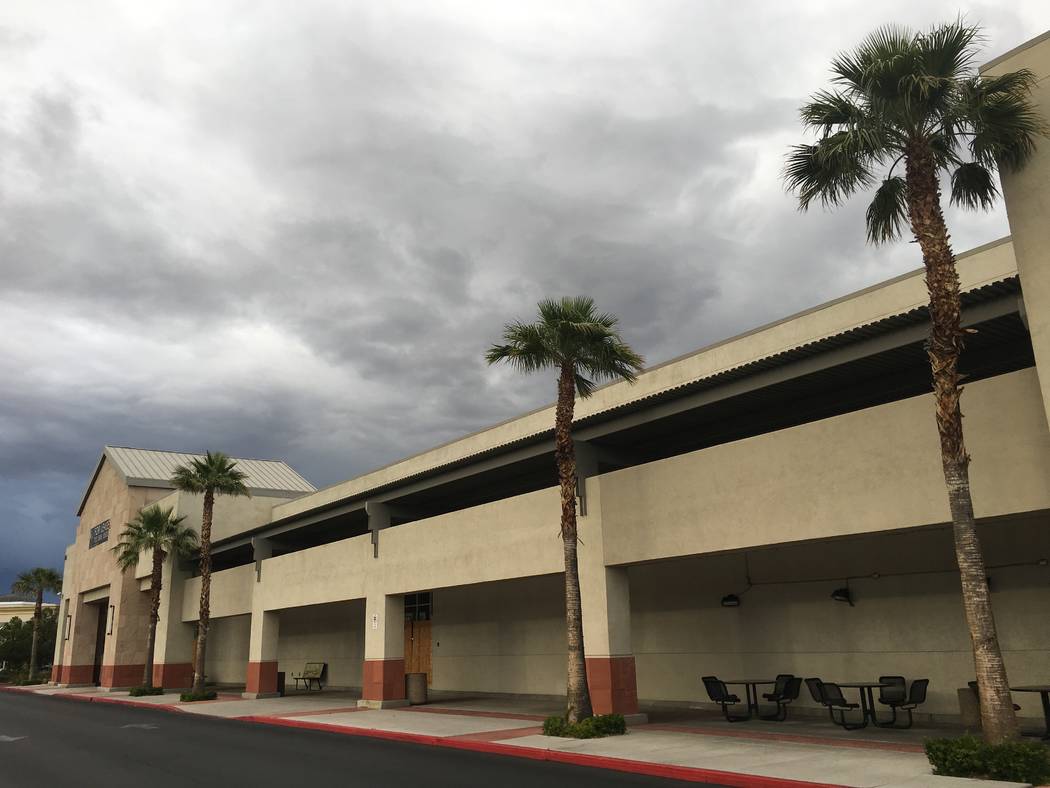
[784,21,1045,743]
[171,451,249,695]
[11,567,62,683]
[112,504,199,688]
[487,296,644,722]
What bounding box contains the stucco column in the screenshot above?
[990,39,1050,425]
[50,549,73,684]
[575,442,640,717]
[358,593,407,708]
[99,571,151,690]
[152,558,195,689]
[243,609,280,698]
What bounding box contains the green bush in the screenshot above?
[925,735,1050,785]
[543,713,627,739]
[129,685,165,697]
[179,690,218,702]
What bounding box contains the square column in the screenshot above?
[576,442,641,718]
[359,593,408,708]
[243,610,280,699]
[152,557,195,689]
[99,570,151,690]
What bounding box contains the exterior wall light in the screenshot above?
[720,594,741,607]
[831,587,854,606]
[107,604,115,635]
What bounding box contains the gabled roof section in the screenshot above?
[76,446,316,516]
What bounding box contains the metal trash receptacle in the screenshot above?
[406,672,427,705]
[276,671,286,697]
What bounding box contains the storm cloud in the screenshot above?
[0,1,1044,590]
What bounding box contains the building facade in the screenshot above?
[0,594,56,627]
[53,33,1050,723]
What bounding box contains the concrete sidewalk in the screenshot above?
[3,684,1029,788]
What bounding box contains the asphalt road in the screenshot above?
[0,692,710,788]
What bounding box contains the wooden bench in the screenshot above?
[292,662,326,692]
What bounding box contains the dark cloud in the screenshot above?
[0,0,1040,590]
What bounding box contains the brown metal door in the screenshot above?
[404,619,432,684]
[91,601,108,685]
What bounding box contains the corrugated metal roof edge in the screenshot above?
[265,274,1022,529]
[76,447,316,516]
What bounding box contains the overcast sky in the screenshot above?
[0,1,1046,594]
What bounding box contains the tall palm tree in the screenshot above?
[11,567,62,683]
[112,504,199,688]
[784,21,1045,743]
[487,296,644,722]
[171,451,249,695]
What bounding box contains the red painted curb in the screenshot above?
[235,714,848,788]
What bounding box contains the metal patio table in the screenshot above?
[723,679,776,719]
[1010,685,1050,740]
[836,681,892,728]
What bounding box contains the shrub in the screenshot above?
[179,690,218,702]
[129,685,165,697]
[543,713,627,739]
[925,735,1050,785]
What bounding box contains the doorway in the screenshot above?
[404,592,432,685]
[90,600,109,685]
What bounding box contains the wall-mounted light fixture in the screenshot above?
[720,554,752,608]
[831,586,854,606]
[64,614,71,641]
[107,604,115,635]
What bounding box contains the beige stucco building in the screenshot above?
[0,595,56,627]
[53,32,1050,724]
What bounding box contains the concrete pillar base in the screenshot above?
[245,660,279,696]
[622,712,649,725]
[154,662,193,690]
[586,655,639,716]
[362,658,406,704]
[357,698,410,709]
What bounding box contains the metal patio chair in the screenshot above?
[820,682,866,730]
[701,675,749,722]
[877,678,929,729]
[762,676,802,721]
[875,675,907,727]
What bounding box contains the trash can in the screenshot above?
[276,671,286,697]
[406,672,427,705]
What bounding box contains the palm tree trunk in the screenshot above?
[27,590,41,683]
[192,489,214,695]
[556,362,593,723]
[905,143,1018,743]
[143,548,164,688]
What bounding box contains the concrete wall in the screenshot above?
[272,239,1017,523]
[277,601,365,689]
[204,614,250,685]
[630,513,1050,720]
[601,368,1050,565]
[431,575,566,696]
[181,565,255,622]
[987,33,1050,429]
[254,486,564,613]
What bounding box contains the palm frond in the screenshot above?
[799,91,867,132]
[11,568,62,597]
[171,451,249,498]
[865,176,909,244]
[950,162,999,210]
[959,72,1047,170]
[487,297,644,399]
[784,141,875,210]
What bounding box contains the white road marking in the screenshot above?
[0,735,26,742]
[120,723,159,730]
